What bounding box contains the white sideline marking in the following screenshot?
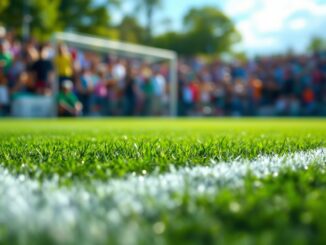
[0,148,325,244]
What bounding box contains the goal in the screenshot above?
[52,32,178,117]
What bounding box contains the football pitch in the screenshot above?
[0,118,325,245]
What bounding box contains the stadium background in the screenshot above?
[0,0,325,117]
[0,1,326,244]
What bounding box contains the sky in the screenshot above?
[111,0,326,56]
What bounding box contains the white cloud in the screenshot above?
[288,18,307,30]
[224,0,257,16]
[224,0,326,55]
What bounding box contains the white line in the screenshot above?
[0,148,325,244]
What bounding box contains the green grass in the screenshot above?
[159,164,326,245]
[0,118,325,245]
[0,118,325,184]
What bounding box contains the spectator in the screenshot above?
[141,68,154,116]
[30,44,54,94]
[0,39,11,116]
[58,80,82,117]
[0,26,6,38]
[302,86,316,115]
[152,68,166,115]
[54,43,73,86]
[0,67,9,115]
[76,68,94,115]
[182,80,194,115]
[0,39,12,75]
[93,68,109,116]
[124,66,137,116]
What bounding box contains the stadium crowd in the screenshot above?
[0,27,325,117]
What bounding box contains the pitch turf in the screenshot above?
[0,118,325,245]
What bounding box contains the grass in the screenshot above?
[0,118,325,184]
[0,118,325,244]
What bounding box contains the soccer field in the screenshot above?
[0,119,325,245]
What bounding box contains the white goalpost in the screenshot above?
[52,32,178,117]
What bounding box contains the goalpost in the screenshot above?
[52,32,178,117]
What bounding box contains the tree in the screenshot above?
[58,0,119,38]
[152,6,240,56]
[0,0,61,41]
[117,15,146,43]
[134,0,162,43]
[0,0,120,40]
[152,31,185,52]
[308,37,326,53]
[0,0,9,14]
[182,6,240,55]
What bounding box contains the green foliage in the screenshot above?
[308,36,326,53]
[152,6,240,55]
[0,0,61,40]
[134,0,162,43]
[0,0,119,40]
[31,0,61,41]
[117,15,146,43]
[183,6,240,53]
[0,0,9,13]
[151,31,186,52]
[58,0,119,38]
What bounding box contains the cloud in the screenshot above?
[224,0,257,17]
[224,0,326,56]
[288,18,307,30]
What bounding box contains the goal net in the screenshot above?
[52,32,178,117]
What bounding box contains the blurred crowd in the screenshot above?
[0,27,325,117]
[179,54,326,116]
